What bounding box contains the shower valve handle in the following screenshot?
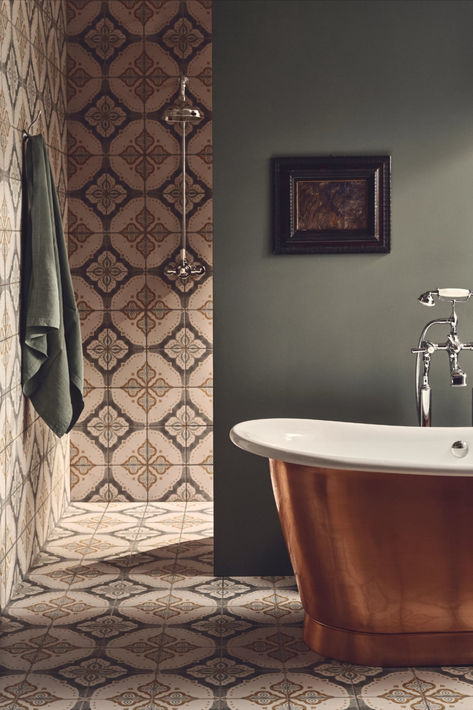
[165,259,206,280]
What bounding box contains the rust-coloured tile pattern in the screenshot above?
[67,0,213,503]
[0,0,70,611]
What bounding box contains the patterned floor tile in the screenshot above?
[222,579,275,602]
[68,612,138,641]
[117,587,218,625]
[135,535,182,553]
[0,674,80,707]
[27,628,96,672]
[224,673,355,708]
[190,611,255,640]
[104,628,165,670]
[45,534,130,561]
[224,597,287,625]
[357,671,431,709]
[223,672,294,705]
[57,656,128,691]
[89,672,214,707]
[59,513,108,534]
[174,538,214,566]
[437,665,473,688]
[6,502,465,710]
[128,559,187,589]
[357,699,429,710]
[413,669,473,707]
[185,653,258,691]
[273,589,305,624]
[87,511,141,534]
[312,660,383,686]
[227,626,323,670]
[7,591,108,625]
[0,626,50,672]
[27,561,119,590]
[88,578,150,602]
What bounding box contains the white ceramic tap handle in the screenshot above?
[437,288,472,302]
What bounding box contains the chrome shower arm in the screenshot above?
[163,76,206,281]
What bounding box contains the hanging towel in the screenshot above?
[21,134,84,437]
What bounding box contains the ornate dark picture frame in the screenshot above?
[272,155,391,254]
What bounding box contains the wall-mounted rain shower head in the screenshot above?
[163,76,203,124]
[418,288,473,306]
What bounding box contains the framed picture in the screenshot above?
[272,155,391,254]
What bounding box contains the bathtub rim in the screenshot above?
[230,417,473,476]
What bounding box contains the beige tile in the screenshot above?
[7,590,108,625]
[67,52,102,114]
[358,670,427,705]
[45,533,130,562]
[187,0,212,33]
[186,309,213,346]
[0,673,79,708]
[109,466,149,502]
[66,0,104,36]
[89,671,213,705]
[28,627,96,672]
[147,464,186,501]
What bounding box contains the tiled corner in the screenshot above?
[0,0,69,610]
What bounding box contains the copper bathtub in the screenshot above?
[231,418,473,666]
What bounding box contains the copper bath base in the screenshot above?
[304,614,473,666]
[269,458,473,666]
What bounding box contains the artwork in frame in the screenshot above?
[272,155,391,254]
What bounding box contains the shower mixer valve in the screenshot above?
[165,249,206,280]
[412,288,473,426]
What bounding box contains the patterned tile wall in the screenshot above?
[0,0,70,611]
[66,0,213,502]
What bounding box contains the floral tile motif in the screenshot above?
[357,671,438,709]
[28,560,120,591]
[27,628,96,673]
[89,672,213,708]
[0,674,79,708]
[58,656,128,691]
[7,591,108,625]
[225,675,354,709]
[68,0,213,505]
[227,626,323,670]
[413,670,473,708]
[70,612,138,641]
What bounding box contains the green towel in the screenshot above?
[21,134,84,437]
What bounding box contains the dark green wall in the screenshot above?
[213,0,473,574]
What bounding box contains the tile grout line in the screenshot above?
[141,22,150,508]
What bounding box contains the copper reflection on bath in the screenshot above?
[269,458,473,666]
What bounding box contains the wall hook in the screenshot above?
[22,110,42,139]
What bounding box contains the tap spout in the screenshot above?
[447,333,468,387]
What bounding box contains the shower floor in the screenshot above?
[0,502,470,709]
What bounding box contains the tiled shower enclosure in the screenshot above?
[66,0,213,503]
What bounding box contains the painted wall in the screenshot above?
[66,0,213,502]
[214,0,473,573]
[0,0,69,609]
